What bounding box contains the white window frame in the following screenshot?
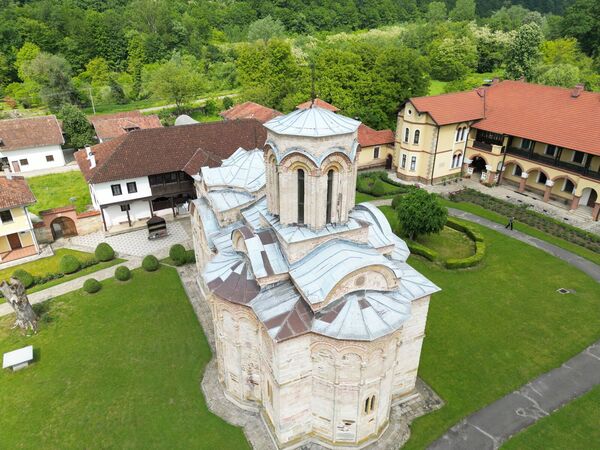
[537,172,547,184]
[401,154,407,169]
[413,129,420,145]
[410,156,417,172]
[562,179,575,193]
[545,144,556,156]
[404,128,410,143]
[571,151,585,164]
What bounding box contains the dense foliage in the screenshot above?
[1,0,598,130]
[393,189,448,239]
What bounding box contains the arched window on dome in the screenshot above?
[326,169,335,224]
[297,169,305,225]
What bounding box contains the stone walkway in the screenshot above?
[64,220,192,258]
[0,256,140,317]
[429,341,600,450]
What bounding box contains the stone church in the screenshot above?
[190,105,440,449]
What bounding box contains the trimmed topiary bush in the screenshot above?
[95,242,115,262]
[185,250,196,264]
[83,278,102,294]
[169,244,187,266]
[406,241,438,261]
[59,255,81,274]
[142,255,160,272]
[12,269,34,288]
[114,265,131,281]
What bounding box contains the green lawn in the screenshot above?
[502,384,600,449]
[403,223,600,449]
[429,80,447,95]
[0,248,123,302]
[0,267,249,449]
[415,227,474,260]
[440,198,600,266]
[27,172,91,215]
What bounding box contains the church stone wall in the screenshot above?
[207,292,431,449]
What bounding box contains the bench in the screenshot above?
[3,345,34,371]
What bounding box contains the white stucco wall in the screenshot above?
[1,144,65,172]
[90,177,152,207]
[102,200,153,227]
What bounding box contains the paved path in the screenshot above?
[0,256,140,318]
[370,199,600,283]
[429,341,600,450]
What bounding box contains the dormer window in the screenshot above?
[123,126,140,133]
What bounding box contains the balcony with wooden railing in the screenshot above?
[506,146,600,181]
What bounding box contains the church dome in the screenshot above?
[264,106,360,137]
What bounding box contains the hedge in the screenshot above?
[12,269,34,288]
[142,255,160,272]
[59,254,81,274]
[95,243,115,262]
[115,265,131,281]
[446,217,484,242]
[445,241,486,269]
[83,278,102,294]
[356,172,414,197]
[406,241,438,261]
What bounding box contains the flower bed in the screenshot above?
[449,188,600,253]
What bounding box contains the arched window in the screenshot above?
[364,395,376,414]
[326,169,334,224]
[413,130,420,144]
[297,169,305,224]
[461,127,468,141]
[456,128,461,142]
[404,128,409,143]
[452,153,462,168]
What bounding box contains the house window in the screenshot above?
[537,172,547,184]
[452,153,462,168]
[326,169,334,224]
[413,130,420,144]
[407,109,412,115]
[0,210,13,223]
[404,128,409,143]
[572,151,585,164]
[373,147,380,159]
[401,154,407,169]
[364,395,376,414]
[545,145,557,156]
[297,169,305,225]
[149,174,163,186]
[111,184,122,196]
[120,204,130,212]
[461,127,468,141]
[127,181,137,194]
[410,156,417,171]
[563,179,575,193]
[19,159,28,166]
[522,139,533,150]
[513,165,522,177]
[165,172,178,184]
[46,155,55,162]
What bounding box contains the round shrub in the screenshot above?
[12,269,34,288]
[371,178,387,197]
[83,278,102,294]
[95,242,115,262]
[185,250,196,264]
[142,255,160,272]
[114,265,131,281]
[169,244,186,266]
[59,255,81,274]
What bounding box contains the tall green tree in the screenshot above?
[147,53,203,113]
[24,52,80,111]
[58,104,94,148]
[449,0,476,22]
[505,23,543,81]
[428,37,478,81]
[15,42,41,82]
[247,16,286,42]
[562,0,600,57]
[426,2,447,22]
[394,189,448,240]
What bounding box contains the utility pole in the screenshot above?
[88,88,96,114]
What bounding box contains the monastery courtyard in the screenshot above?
[1,195,598,449]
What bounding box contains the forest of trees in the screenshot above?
[0,0,599,130]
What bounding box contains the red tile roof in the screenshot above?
[473,80,600,156]
[358,124,394,147]
[220,102,282,123]
[0,175,36,210]
[90,111,162,142]
[296,98,340,112]
[0,115,64,151]
[409,80,600,156]
[75,119,267,184]
[409,90,485,125]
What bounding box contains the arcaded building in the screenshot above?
[191,106,439,449]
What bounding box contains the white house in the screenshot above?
[75,119,267,232]
[0,116,65,173]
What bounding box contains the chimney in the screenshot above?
[571,83,584,98]
[85,145,96,169]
